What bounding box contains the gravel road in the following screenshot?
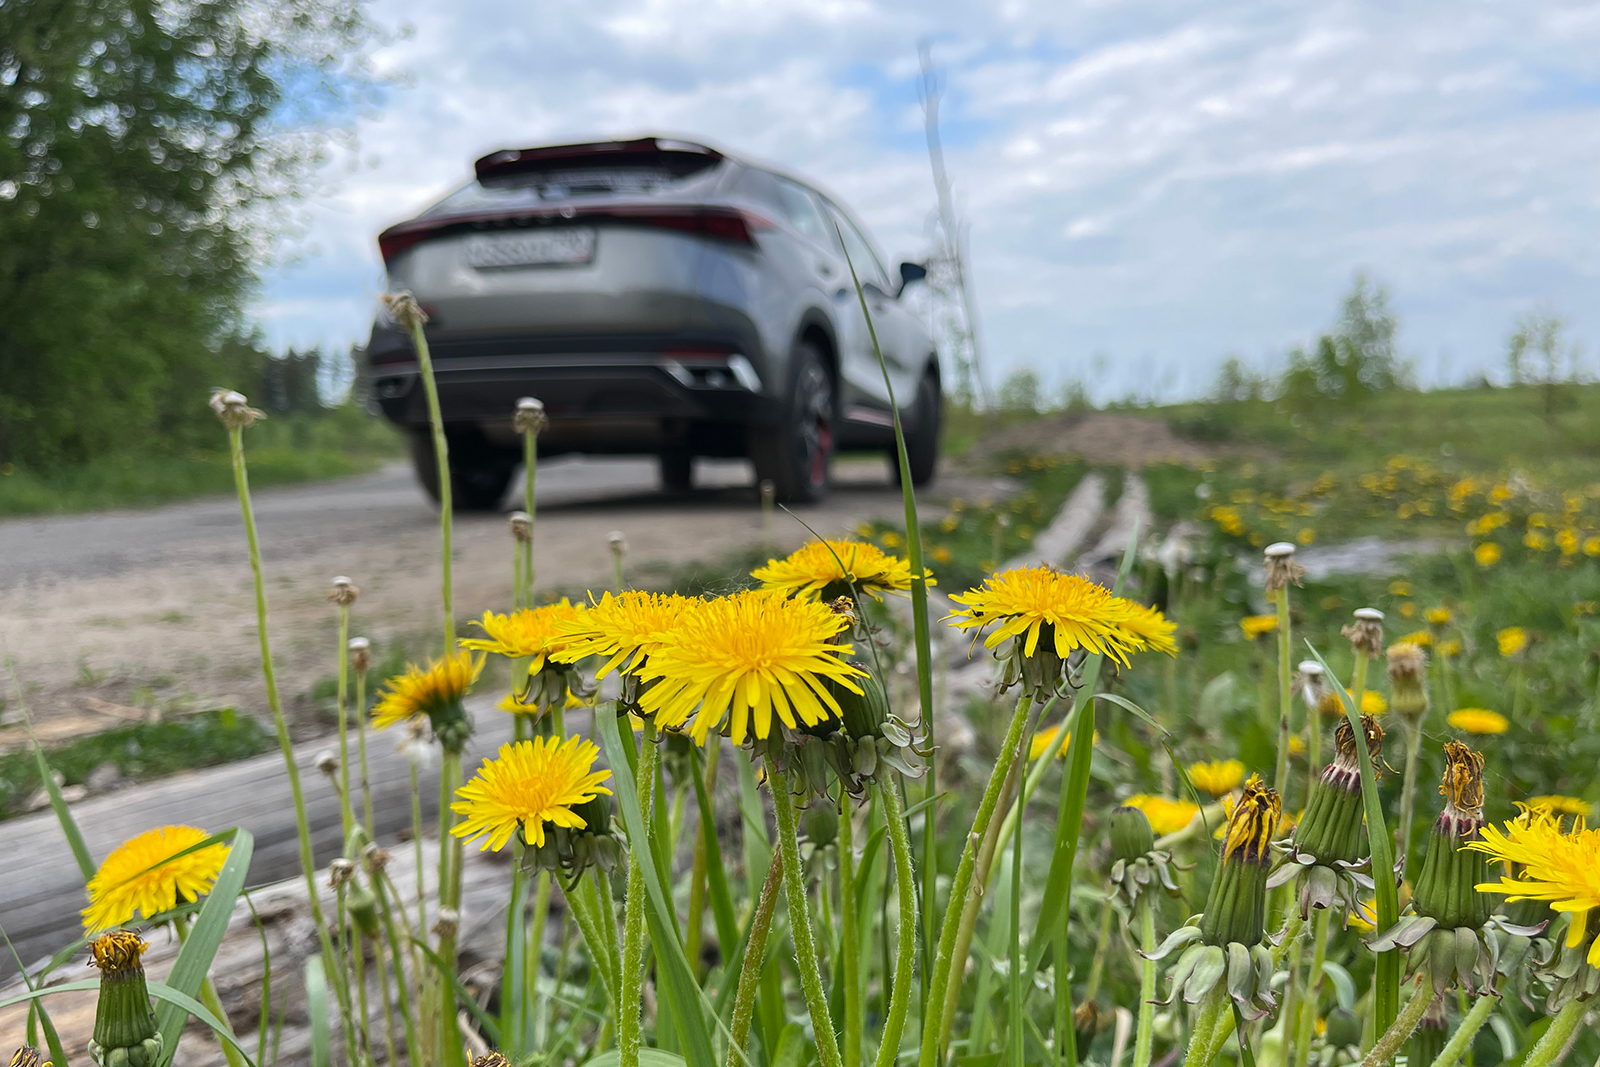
[0,455,1005,739]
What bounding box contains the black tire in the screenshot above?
[658,448,694,492]
[892,369,941,488]
[749,341,834,504]
[409,429,516,511]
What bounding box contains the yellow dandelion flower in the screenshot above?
[931,545,953,565]
[1346,897,1379,932]
[637,590,866,744]
[1239,614,1279,640]
[1525,796,1592,818]
[1496,626,1527,658]
[82,825,229,932]
[1118,601,1179,656]
[1123,794,1202,836]
[460,600,586,673]
[1470,810,1600,965]
[1288,735,1306,756]
[551,590,696,678]
[1220,775,1281,860]
[751,539,931,600]
[947,566,1173,668]
[1447,708,1508,735]
[451,737,613,851]
[1388,580,1412,596]
[1362,690,1387,715]
[1031,726,1069,761]
[1188,759,1246,796]
[371,652,483,730]
[1474,543,1501,568]
[1398,601,1416,618]
[1438,638,1462,658]
[1584,537,1600,557]
[1298,528,1316,545]
[1425,606,1452,626]
[1396,629,1432,648]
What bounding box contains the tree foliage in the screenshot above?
[0,0,373,468]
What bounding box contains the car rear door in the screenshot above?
[821,201,921,414]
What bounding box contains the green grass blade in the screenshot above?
[1303,643,1400,1036]
[156,828,254,1059]
[690,747,740,955]
[582,1050,690,1067]
[147,981,259,1066]
[596,707,719,1066]
[303,957,332,1067]
[24,725,96,882]
[0,977,101,1009]
[0,921,69,1067]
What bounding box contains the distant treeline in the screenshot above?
[0,0,375,471]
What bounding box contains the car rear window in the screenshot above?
[423,155,723,216]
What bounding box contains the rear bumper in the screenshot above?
[368,328,783,455]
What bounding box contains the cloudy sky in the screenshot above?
[259,0,1600,403]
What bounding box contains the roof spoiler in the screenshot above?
[473,137,723,182]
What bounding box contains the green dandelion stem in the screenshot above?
[523,423,537,601]
[768,756,846,1067]
[1397,720,1424,877]
[372,869,423,1067]
[875,776,919,1067]
[1181,986,1229,1067]
[1272,586,1293,798]
[1291,908,1333,1067]
[922,688,1034,1067]
[1131,900,1157,1067]
[619,721,661,1067]
[1083,895,1115,1004]
[225,423,356,1045]
[1427,991,1498,1067]
[1520,997,1587,1067]
[401,312,455,651]
[727,848,783,1067]
[1360,974,1433,1067]
[336,603,354,840]
[355,668,374,838]
[840,788,862,1067]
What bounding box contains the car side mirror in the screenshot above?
[898,261,928,291]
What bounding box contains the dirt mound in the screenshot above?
[971,411,1219,467]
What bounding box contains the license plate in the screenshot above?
[465,227,595,269]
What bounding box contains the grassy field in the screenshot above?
[0,405,402,517]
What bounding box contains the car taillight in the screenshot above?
[620,207,772,244]
[378,225,437,263]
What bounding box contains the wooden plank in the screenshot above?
[0,700,519,979]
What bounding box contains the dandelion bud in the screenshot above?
[208,388,265,430]
[608,530,627,558]
[1263,541,1304,592]
[348,636,371,673]
[88,932,162,1067]
[470,1054,512,1067]
[1148,776,1280,1022]
[508,511,531,543]
[1342,608,1385,656]
[315,750,339,779]
[328,858,356,889]
[328,576,359,605]
[1325,1006,1362,1049]
[433,907,459,940]
[1387,641,1429,722]
[347,882,379,939]
[513,396,547,436]
[1072,1000,1100,1059]
[10,1049,48,1067]
[1269,716,1382,919]
[363,843,390,873]
[382,291,428,330]
[1111,804,1156,863]
[803,805,839,849]
[1370,742,1497,993]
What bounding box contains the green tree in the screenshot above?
[0,0,373,468]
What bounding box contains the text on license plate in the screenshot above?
[465,228,596,269]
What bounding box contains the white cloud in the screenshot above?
[255,0,1600,399]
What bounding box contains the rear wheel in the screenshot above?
[750,341,834,504]
[659,448,694,492]
[409,429,516,511]
[891,369,941,488]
